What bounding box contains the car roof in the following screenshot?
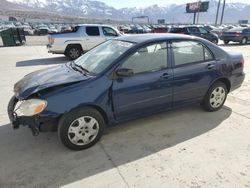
[171,25,201,28]
[115,33,199,43]
[77,24,114,27]
[229,27,250,31]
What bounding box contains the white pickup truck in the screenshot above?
[47,24,121,59]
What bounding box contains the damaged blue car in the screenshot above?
[8,34,245,150]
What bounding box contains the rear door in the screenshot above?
[83,26,104,50]
[170,40,217,106]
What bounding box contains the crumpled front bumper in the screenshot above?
[7,96,58,135]
[7,96,20,129]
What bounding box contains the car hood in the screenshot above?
[14,63,92,99]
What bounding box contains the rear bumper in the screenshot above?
[219,36,243,42]
[47,44,64,54]
[7,96,58,133]
[230,73,245,92]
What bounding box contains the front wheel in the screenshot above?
[202,81,228,112]
[240,37,247,45]
[58,107,105,150]
[223,40,229,45]
[212,39,218,45]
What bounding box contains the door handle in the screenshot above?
[207,64,215,69]
[160,73,169,79]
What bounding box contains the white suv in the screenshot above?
[47,24,121,60]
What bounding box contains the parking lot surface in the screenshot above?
[0,43,250,188]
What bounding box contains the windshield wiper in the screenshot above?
[70,61,90,75]
[74,63,90,74]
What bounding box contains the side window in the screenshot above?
[243,29,250,33]
[204,47,213,60]
[188,27,200,33]
[102,27,118,36]
[86,26,100,36]
[121,42,167,74]
[172,41,213,66]
[199,27,209,34]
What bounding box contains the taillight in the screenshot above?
[235,32,241,36]
[240,58,244,66]
[48,36,55,44]
[177,32,185,34]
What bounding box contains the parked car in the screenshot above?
[220,27,250,45]
[168,26,219,44]
[8,34,245,150]
[48,26,58,34]
[210,27,227,37]
[47,24,121,60]
[204,25,217,31]
[152,26,169,33]
[118,25,131,33]
[34,26,50,35]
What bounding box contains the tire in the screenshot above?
[223,40,229,45]
[202,81,228,112]
[58,107,105,150]
[212,39,218,45]
[65,45,82,60]
[240,37,247,45]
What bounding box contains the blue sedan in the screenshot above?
[8,34,245,150]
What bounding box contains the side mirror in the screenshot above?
[116,68,134,77]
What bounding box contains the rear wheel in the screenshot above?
[223,40,229,45]
[240,37,247,45]
[58,107,105,150]
[202,81,228,112]
[65,45,83,60]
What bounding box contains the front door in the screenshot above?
[187,27,201,37]
[112,42,173,121]
[101,26,119,40]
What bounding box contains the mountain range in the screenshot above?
[1,0,250,23]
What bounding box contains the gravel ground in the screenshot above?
[0,41,249,188]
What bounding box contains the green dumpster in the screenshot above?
[0,28,26,47]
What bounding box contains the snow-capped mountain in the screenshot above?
[2,0,250,23]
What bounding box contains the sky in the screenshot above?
[97,0,250,8]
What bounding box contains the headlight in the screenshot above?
[15,99,47,116]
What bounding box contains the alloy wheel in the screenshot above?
[69,48,80,59]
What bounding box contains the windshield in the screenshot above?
[74,40,134,74]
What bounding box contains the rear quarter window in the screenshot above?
[187,27,200,33]
[169,28,184,33]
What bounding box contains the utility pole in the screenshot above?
[220,0,226,25]
[196,0,201,25]
[193,13,197,24]
[215,0,221,26]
